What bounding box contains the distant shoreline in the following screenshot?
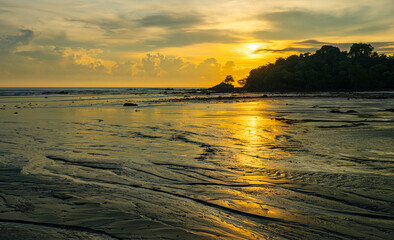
[0,87,393,99]
[153,91,394,103]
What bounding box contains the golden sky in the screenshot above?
[0,0,393,87]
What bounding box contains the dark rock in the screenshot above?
[318,122,367,128]
[346,110,358,113]
[208,82,235,92]
[330,109,341,113]
[384,108,394,112]
[331,109,358,114]
[123,102,138,107]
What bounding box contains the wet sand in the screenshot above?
[0,91,393,239]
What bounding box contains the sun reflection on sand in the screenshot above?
[199,102,301,223]
[229,103,286,170]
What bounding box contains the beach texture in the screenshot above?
[0,89,393,239]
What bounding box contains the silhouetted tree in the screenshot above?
[241,43,394,92]
[349,43,374,58]
[316,45,341,56]
[238,78,246,86]
[224,75,235,84]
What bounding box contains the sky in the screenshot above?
[0,0,393,87]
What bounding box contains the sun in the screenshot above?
[248,44,259,51]
[246,43,260,56]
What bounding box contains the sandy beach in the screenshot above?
[0,88,393,239]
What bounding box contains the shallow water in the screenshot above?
[0,89,393,239]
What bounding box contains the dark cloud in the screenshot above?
[348,24,391,35]
[0,8,11,14]
[293,39,352,50]
[36,32,103,48]
[67,17,127,34]
[0,29,33,54]
[254,8,392,40]
[295,40,328,45]
[65,12,233,49]
[138,12,204,29]
[375,47,394,54]
[294,40,394,52]
[68,11,205,36]
[254,40,394,54]
[145,29,240,48]
[254,47,319,53]
[371,42,394,53]
[15,50,61,61]
[367,42,394,48]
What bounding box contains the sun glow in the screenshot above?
[247,43,260,55]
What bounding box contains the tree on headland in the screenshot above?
[349,43,374,58]
[316,45,341,57]
[208,75,236,92]
[238,78,246,86]
[224,75,235,84]
[241,43,394,92]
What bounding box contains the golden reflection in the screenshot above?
[205,214,264,239]
[215,101,303,224]
[228,102,291,180]
[207,187,298,223]
[231,104,283,164]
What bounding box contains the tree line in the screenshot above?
[238,43,393,92]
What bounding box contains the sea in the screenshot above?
[0,87,393,239]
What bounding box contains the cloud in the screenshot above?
[134,53,197,79]
[1,36,249,87]
[293,40,394,52]
[254,47,319,53]
[66,11,238,50]
[0,29,243,86]
[68,11,203,35]
[112,61,133,76]
[0,31,133,82]
[132,53,248,86]
[295,40,327,45]
[69,18,124,33]
[222,61,235,73]
[0,8,11,14]
[138,12,204,29]
[145,29,240,48]
[254,40,394,54]
[68,12,205,33]
[0,29,33,54]
[35,32,97,49]
[59,47,117,73]
[15,49,61,62]
[254,8,393,40]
